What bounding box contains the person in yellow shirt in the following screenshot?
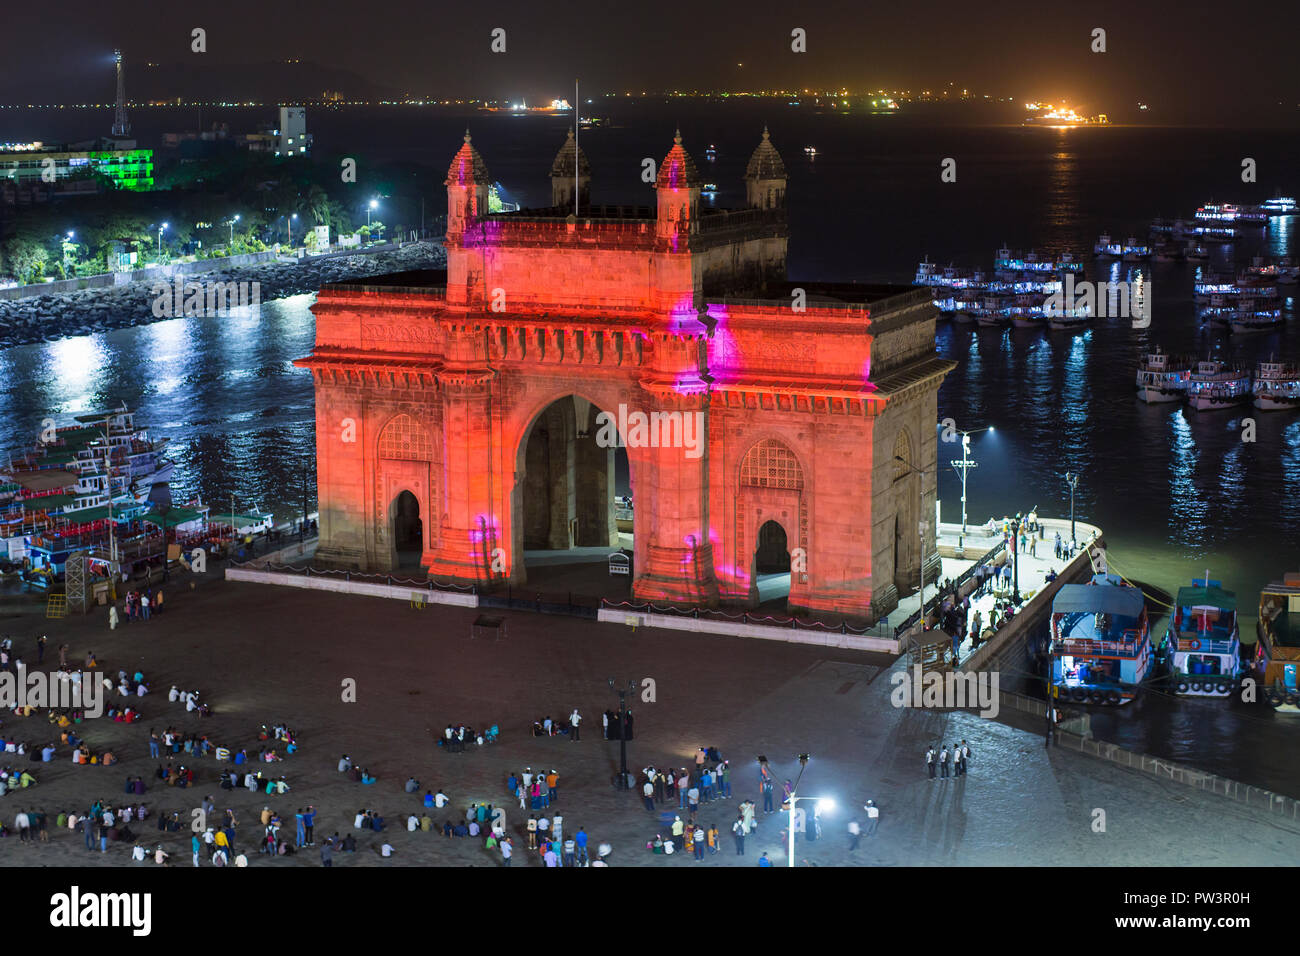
[215,829,230,850]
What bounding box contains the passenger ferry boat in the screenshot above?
[1193,272,1235,304]
[1190,361,1248,408]
[1094,234,1122,259]
[1228,298,1284,335]
[1261,194,1297,215]
[1196,202,1269,227]
[1253,359,1300,410]
[1049,575,1154,705]
[1255,575,1300,713]
[1122,237,1150,261]
[1135,348,1193,403]
[1163,579,1242,697]
[1186,360,1251,410]
[973,293,1012,327]
[700,183,719,197]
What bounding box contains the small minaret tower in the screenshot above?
[111,48,131,138]
[655,130,702,238]
[743,127,786,210]
[444,130,490,242]
[550,129,591,212]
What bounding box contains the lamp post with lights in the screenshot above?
[784,754,834,867]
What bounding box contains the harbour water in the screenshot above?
[2,106,1299,784]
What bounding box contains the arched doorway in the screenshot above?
[391,490,423,570]
[514,395,630,588]
[754,518,791,608]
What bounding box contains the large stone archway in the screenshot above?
[298,129,954,622]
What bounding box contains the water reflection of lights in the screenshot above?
[1167,410,1206,543]
[47,335,109,405]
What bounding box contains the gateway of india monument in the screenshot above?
[296,127,954,624]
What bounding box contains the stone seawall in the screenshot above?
[0,242,446,348]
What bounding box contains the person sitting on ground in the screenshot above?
[360,770,376,785]
[404,776,419,794]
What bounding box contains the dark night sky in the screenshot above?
[2,0,1298,122]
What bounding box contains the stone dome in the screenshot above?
[655,130,703,190]
[550,128,591,179]
[445,130,490,186]
[745,127,786,180]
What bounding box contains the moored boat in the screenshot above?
[1135,347,1192,403]
[1094,233,1121,259]
[1049,575,1154,705]
[1255,575,1300,713]
[1253,359,1300,410]
[1228,298,1284,335]
[1186,360,1251,410]
[1163,578,1242,698]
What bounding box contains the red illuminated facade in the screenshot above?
[297,129,954,621]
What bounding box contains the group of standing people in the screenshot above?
[925,740,973,779]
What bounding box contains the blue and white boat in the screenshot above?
[1163,578,1243,698]
[1049,575,1154,705]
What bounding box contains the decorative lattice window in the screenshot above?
[740,439,804,490]
[378,414,433,461]
[892,430,912,482]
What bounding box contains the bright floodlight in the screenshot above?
[369,199,378,208]
[234,214,240,221]
[66,231,74,238]
[816,798,835,812]
[161,222,168,229]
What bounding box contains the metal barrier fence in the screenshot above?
[600,599,877,635]
[226,558,476,594]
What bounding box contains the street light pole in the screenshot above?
[1064,472,1079,552]
[607,678,636,790]
[1009,512,1022,604]
[784,753,833,867]
[896,455,931,627]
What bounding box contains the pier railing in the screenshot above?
[893,539,1006,639]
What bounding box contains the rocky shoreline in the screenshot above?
[0,242,448,349]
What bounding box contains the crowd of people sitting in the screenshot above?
[337,754,377,784]
[166,686,211,717]
[439,723,499,749]
[530,716,571,738]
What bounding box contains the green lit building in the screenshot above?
[0,141,155,192]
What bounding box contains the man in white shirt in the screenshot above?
[642,780,655,812]
[865,800,880,835]
[522,768,533,788]
[169,686,180,702]
[500,837,513,865]
[536,816,550,843]
[847,819,861,851]
[435,789,449,808]
[380,842,394,858]
[354,810,366,829]
[569,709,582,741]
[338,755,352,773]
[407,814,419,832]
[551,814,563,842]
[132,844,146,862]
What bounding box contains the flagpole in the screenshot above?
[574,78,579,219]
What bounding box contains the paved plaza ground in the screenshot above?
[0,571,1296,867]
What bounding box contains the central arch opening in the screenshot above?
[516,395,630,593]
[754,518,791,607]
[392,490,423,570]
